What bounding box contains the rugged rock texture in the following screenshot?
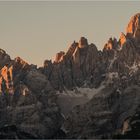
[1,13,140,139]
[41,37,104,90]
[119,32,126,47]
[0,52,63,139]
[53,51,65,63]
[62,13,140,139]
[78,37,88,48]
[126,13,140,44]
[0,49,11,69]
[63,85,140,139]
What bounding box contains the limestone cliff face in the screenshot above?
[53,51,65,63]
[126,13,140,44]
[42,37,102,90]
[0,55,63,139]
[1,13,140,139]
[0,66,14,94]
[119,32,127,47]
[58,13,140,139]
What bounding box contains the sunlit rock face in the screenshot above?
[1,13,140,139]
[119,32,127,47]
[78,37,88,48]
[57,13,140,139]
[42,37,104,90]
[126,13,140,44]
[103,37,118,51]
[65,41,78,59]
[0,66,14,94]
[53,51,65,63]
[0,53,63,139]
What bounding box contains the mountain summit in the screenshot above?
[0,13,140,139]
[126,13,140,43]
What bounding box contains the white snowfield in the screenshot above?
[57,85,105,116]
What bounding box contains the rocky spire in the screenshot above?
[119,32,127,47]
[0,48,11,68]
[53,51,65,63]
[126,13,140,43]
[78,37,88,48]
[103,37,118,50]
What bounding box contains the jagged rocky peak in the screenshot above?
[14,56,28,66]
[0,51,62,139]
[66,41,78,57]
[44,59,52,67]
[0,48,11,68]
[126,13,140,43]
[53,51,65,63]
[89,43,98,52]
[14,57,29,71]
[78,36,88,48]
[103,37,118,51]
[53,37,89,63]
[119,32,127,47]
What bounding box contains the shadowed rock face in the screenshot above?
[42,37,103,91]
[0,55,63,139]
[42,13,140,139]
[1,13,140,139]
[0,49,11,68]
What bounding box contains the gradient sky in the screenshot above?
[0,1,140,66]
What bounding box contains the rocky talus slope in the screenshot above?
[0,13,140,139]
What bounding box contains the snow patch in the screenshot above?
[125,62,140,75]
[57,85,105,116]
[77,85,105,99]
[108,50,117,70]
[56,85,105,100]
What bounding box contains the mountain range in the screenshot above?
[0,13,140,139]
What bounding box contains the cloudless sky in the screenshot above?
[0,1,139,66]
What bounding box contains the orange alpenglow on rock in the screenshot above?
[119,32,126,46]
[103,38,114,50]
[54,51,65,63]
[8,66,14,94]
[0,77,2,92]
[126,13,140,43]
[78,37,88,48]
[66,41,78,57]
[8,66,13,81]
[0,66,14,94]
[15,56,28,67]
[1,66,8,85]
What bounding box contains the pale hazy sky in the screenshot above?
[0,1,139,66]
